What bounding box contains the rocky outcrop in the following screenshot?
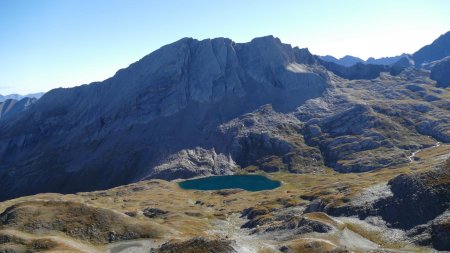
[216,105,323,173]
[151,237,236,253]
[389,56,414,75]
[241,205,334,236]
[143,208,169,219]
[299,96,421,172]
[146,148,237,180]
[431,211,450,251]
[298,162,450,252]
[375,163,450,229]
[267,215,334,235]
[430,56,450,87]
[320,160,450,229]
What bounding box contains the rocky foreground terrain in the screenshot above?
[0,32,450,252]
[0,141,448,252]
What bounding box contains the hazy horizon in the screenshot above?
[1,0,450,94]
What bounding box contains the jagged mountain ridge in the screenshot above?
[320,31,450,68]
[0,36,330,200]
[0,34,449,202]
[319,54,409,67]
[0,92,44,103]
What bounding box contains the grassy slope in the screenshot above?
[0,143,448,252]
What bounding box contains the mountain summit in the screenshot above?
[0,34,449,202]
[0,36,329,200]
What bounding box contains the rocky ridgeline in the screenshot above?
[0,36,329,200]
[0,34,449,201]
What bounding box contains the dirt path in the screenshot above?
[408,141,441,162]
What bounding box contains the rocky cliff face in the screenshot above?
[0,35,449,202]
[0,36,329,201]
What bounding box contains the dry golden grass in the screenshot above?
[0,143,448,252]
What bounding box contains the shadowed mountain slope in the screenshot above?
[0,36,329,200]
[413,31,450,67]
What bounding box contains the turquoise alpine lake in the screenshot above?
[178,174,281,191]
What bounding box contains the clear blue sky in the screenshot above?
[1,0,449,94]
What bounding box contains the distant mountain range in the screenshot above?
[0,92,44,102]
[319,54,409,67]
[0,92,44,120]
[0,97,37,120]
[320,31,450,69]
